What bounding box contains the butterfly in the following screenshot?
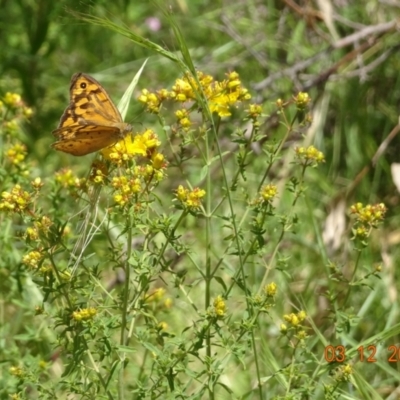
[52,72,132,156]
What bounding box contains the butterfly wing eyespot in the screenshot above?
[51,72,131,156]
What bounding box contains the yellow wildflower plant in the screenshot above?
[295,145,325,166]
[294,92,311,110]
[207,295,227,319]
[138,88,167,113]
[111,174,142,207]
[4,92,23,108]
[283,310,307,327]
[55,168,85,190]
[5,142,27,165]
[22,250,43,269]
[167,70,251,118]
[102,129,162,163]
[175,185,206,210]
[72,307,97,322]
[260,184,278,202]
[0,184,34,214]
[350,202,387,227]
[264,282,278,297]
[145,288,166,303]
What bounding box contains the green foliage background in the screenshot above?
[1,0,400,399]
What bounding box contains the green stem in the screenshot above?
[118,212,133,399]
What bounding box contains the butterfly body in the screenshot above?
[52,73,131,156]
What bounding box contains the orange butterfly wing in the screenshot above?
[52,73,131,156]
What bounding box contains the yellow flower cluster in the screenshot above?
[264,282,277,297]
[25,216,53,242]
[213,295,226,316]
[2,92,33,116]
[111,175,141,207]
[334,364,353,382]
[87,160,109,185]
[5,142,27,165]
[138,88,168,113]
[92,169,106,185]
[251,282,278,311]
[280,310,308,339]
[102,129,163,166]
[4,92,22,108]
[175,108,192,130]
[144,287,172,311]
[260,184,278,202]
[350,202,387,239]
[246,103,263,120]
[294,92,311,110]
[207,295,227,319]
[145,287,166,303]
[31,177,43,190]
[295,145,325,166]
[0,184,32,213]
[283,310,307,327]
[55,168,85,190]
[350,203,386,226]
[280,311,307,339]
[22,250,43,268]
[157,321,168,331]
[139,70,251,118]
[251,184,278,208]
[72,307,97,321]
[175,185,206,210]
[9,366,24,377]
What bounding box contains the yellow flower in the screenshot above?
[291,315,300,326]
[176,185,188,201]
[186,188,206,209]
[334,364,353,382]
[5,142,27,165]
[213,295,226,316]
[26,227,39,241]
[23,107,33,118]
[152,152,165,170]
[283,310,306,326]
[72,307,97,321]
[294,92,311,110]
[0,184,32,214]
[175,108,192,130]
[4,92,22,108]
[164,298,173,309]
[246,104,263,119]
[9,366,24,377]
[111,174,142,208]
[264,282,277,297]
[22,250,43,269]
[206,295,227,319]
[138,89,162,113]
[260,184,278,202]
[55,168,83,189]
[102,130,161,162]
[350,203,387,226]
[169,71,251,118]
[31,177,43,190]
[295,145,325,166]
[170,78,195,102]
[207,74,251,117]
[297,310,307,321]
[145,288,166,303]
[175,185,206,210]
[297,330,307,340]
[158,322,168,331]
